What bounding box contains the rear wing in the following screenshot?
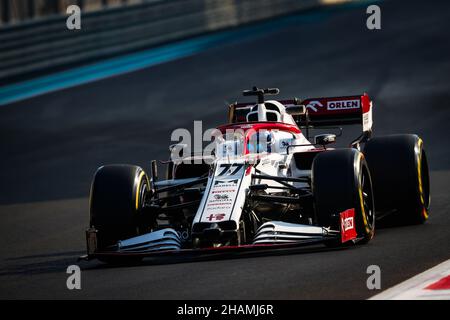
[296,93,373,133]
[228,93,373,133]
[228,98,303,123]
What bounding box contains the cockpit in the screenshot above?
[213,87,308,159]
[228,87,305,125]
[246,102,283,122]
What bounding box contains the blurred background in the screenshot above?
[1,0,340,85]
[1,1,143,24]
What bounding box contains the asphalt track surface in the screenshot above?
[1,0,450,299]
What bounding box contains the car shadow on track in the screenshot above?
[0,250,86,277]
[80,244,357,271]
[0,246,352,276]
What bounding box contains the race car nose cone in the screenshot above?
[202,224,223,241]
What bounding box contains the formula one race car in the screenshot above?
[83,87,430,262]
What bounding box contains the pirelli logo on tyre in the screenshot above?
[327,99,360,110]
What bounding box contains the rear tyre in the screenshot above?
[363,134,430,225]
[312,149,375,245]
[90,165,150,252]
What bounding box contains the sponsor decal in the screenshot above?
[201,162,245,222]
[362,106,373,132]
[214,194,229,200]
[206,213,226,221]
[340,208,357,243]
[327,99,360,110]
[214,179,238,186]
[279,139,292,149]
[343,217,354,231]
[202,171,242,222]
[306,100,323,112]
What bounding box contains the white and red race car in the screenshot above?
[83,87,430,262]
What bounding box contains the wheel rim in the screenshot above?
[420,150,430,211]
[136,175,150,234]
[138,180,148,209]
[361,166,375,231]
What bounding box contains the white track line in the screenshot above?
[370,259,450,300]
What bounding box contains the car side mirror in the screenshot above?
[285,105,306,116]
[314,134,336,146]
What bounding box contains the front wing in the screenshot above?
[81,217,360,261]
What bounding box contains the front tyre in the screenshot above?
[90,164,150,251]
[312,149,375,245]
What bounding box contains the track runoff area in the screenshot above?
[370,259,450,300]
